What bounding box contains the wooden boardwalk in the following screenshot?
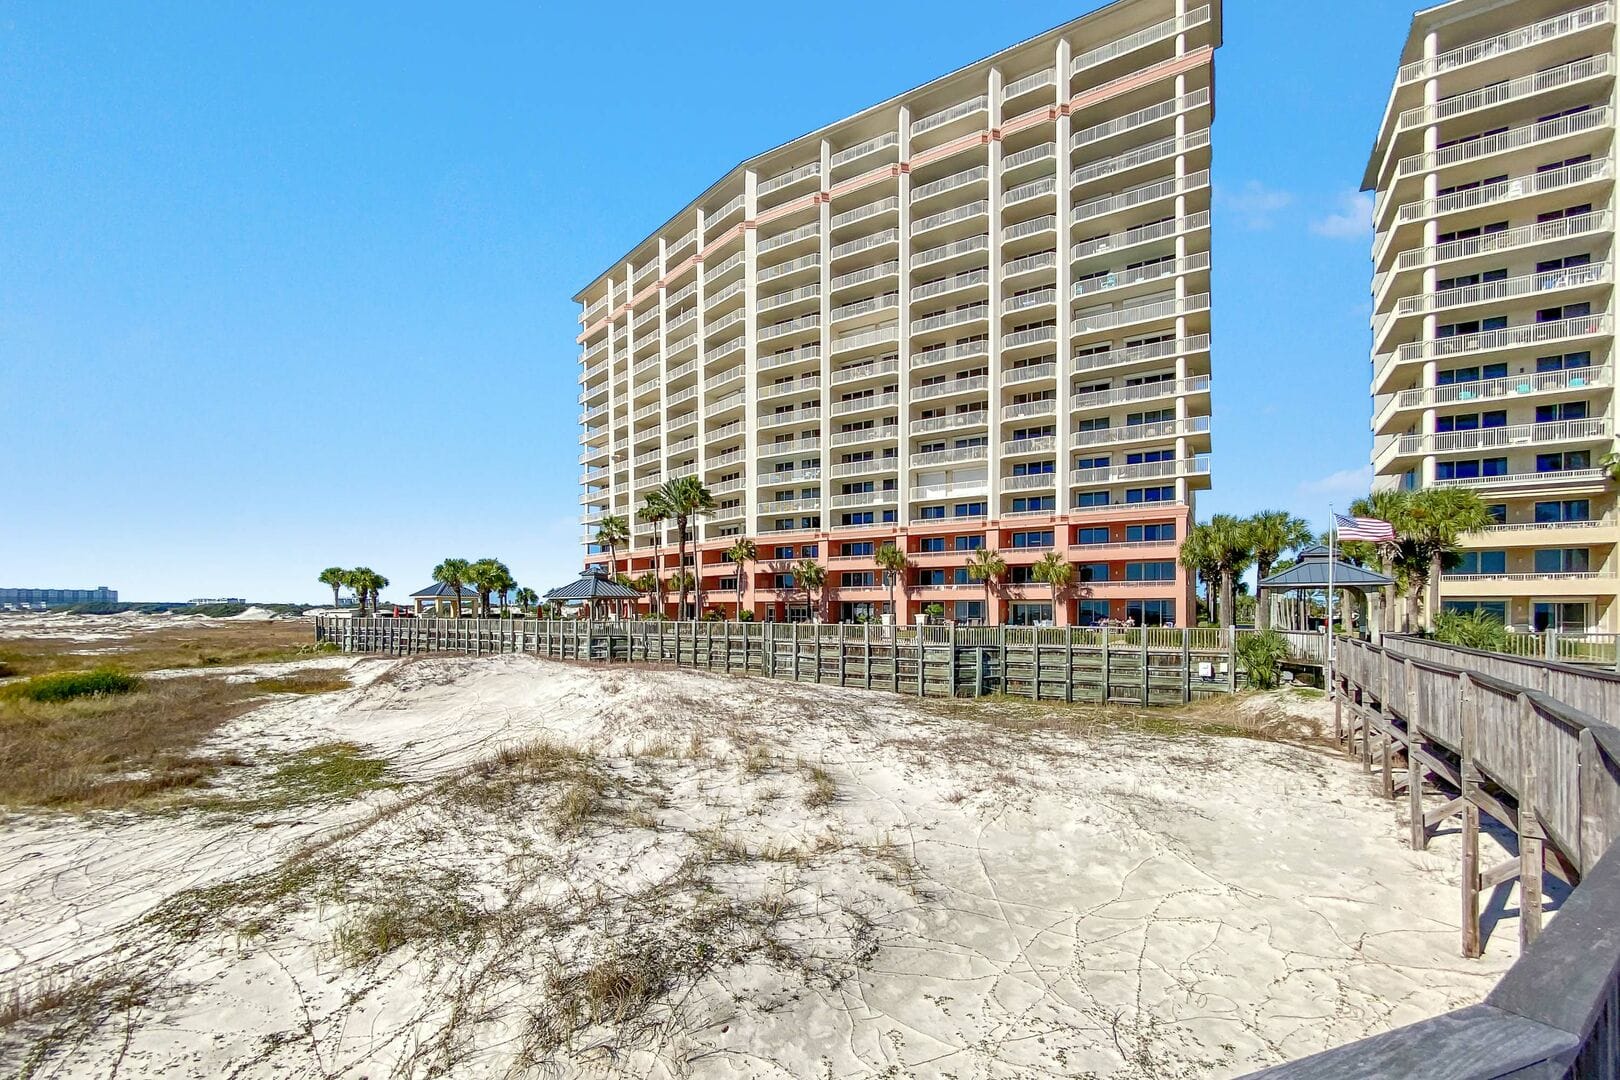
[316,617,1251,705]
[1249,636,1620,1078]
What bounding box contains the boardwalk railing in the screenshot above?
[1247,636,1620,1078]
[1484,630,1620,671]
[316,617,1260,704]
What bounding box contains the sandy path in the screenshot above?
[0,656,1521,1078]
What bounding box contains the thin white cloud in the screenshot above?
[1296,464,1373,499]
[1310,191,1374,239]
[1218,180,1295,230]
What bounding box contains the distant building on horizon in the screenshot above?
[0,586,118,608]
[1364,0,1617,633]
[575,0,1218,626]
[187,598,247,606]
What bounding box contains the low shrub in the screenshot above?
[6,668,142,703]
[1433,608,1509,652]
[1235,630,1288,691]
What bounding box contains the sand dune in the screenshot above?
[0,655,1519,1078]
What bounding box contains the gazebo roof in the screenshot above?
[545,567,641,602]
[410,583,479,598]
[1259,546,1393,591]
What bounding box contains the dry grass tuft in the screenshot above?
[0,676,261,811]
[799,761,837,808]
[0,621,328,679]
[251,668,351,695]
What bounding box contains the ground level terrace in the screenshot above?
[585,504,1195,625]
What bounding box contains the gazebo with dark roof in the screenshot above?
[1259,545,1395,640]
[545,567,641,618]
[410,582,479,616]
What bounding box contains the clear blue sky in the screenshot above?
[1,0,1417,603]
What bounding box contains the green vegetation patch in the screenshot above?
[4,668,141,703]
[251,668,351,695]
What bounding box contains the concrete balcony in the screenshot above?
[1399,54,1611,133]
[759,252,821,286]
[757,222,820,256]
[759,343,820,371]
[1071,129,1210,188]
[1385,314,1612,374]
[1396,107,1612,181]
[833,259,899,293]
[704,366,744,392]
[910,94,988,137]
[1433,468,1609,492]
[1003,141,1057,174]
[705,308,745,339]
[1004,363,1058,386]
[759,283,821,314]
[1001,399,1059,422]
[1072,171,1209,225]
[707,448,747,470]
[910,411,989,436]
[1072,293,1210,335]
[910,445,989,468]
[1398,418,1611,457]
[1393,159,1613,230]
[1071,5,1211,75]
[707,192,745,229]
[1072,375,1211,411]
[1003,250,1058,280]
[1074,333,1209,376]
[1002,435,1057,456]
[832,228,901,261]
[830,458,898,478]
[1072,415,1211,448]
[831,292,900,324]
[1074,251,1209,299]
[1071,210,1210,264]
[912,339,990,369]
[1070,455,1210,487]
[830,131,899,170]
[1003,287,1058,315]
[831,195,900,231]
[762,497,822,515]
[1004,177,1057,209]
[908,483,986,502]
[1002,324,1058,350]
[758,405,821,429]
[1003,472,1058,492]
[832,489,899,510]
[1382,263,1611,347]
[702,250,745,287]
[758,313,820,343]
[912,200,990,238]
[758,468,820,487]
[1391,210,1612,282]
[1386,366,1610,424]
[913,374,990,402]
[831,392,900,417]
[702,392,747,420]
[911,303,990,336]
[911,165,988,204]
[831,357,901,386]
[832,321,900,354]
[759,160,820,197]
[758,436,821,458]
[831,425,898,446]
[1002,67,1056,102]
[912,268,989,303]
[1071,88,1209,151]
[912,233,990,270]
[1396,2,1613,86]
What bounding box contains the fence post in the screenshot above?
[1180,631,1192,703]
[1459,672,1482,959]
[1065,628,1075,703]
[1101,627,1111,702]
[1516,693,1545,949]
[1140,627,1150,705]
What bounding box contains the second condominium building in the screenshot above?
[1367,0,1618,633]
[576,0,1218,625]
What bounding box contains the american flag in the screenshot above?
[1334,512,1395,543]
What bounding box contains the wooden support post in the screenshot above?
[1067,630,1076,704]
[1409,682,1427,851]
[1140,627,1150,705]
[1101,628,1111,703]
[1459,673,1481,959]
[1032,637,1042,702]
[1517,693,1545,949]
[1180,632,1191,704]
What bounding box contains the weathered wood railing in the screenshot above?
[315,617,1252,704]
[1248,636,1620,1078]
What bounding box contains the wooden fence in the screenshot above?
[316,617,1255,704]
[1246,637,1620,1078]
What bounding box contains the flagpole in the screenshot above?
[1327,506,1336,700]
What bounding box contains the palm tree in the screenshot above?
[666,569,695,614]
[515,587,538,615]
[653,476,717,618]
[1178,524,1220,624]
[638,499,669,617]
[1349,490,1413,633]
[726,538,758,615]
[1030,551,1074,622]
[875,542,910,621]
[596,515,630,578]
[489,565,515,617]
[1206,514,1256,629]
[794,559,827,622]
[966,548,1008,625]
[632,571,659,617]
[466,558,510,617]
[1602,451,1620,482]
[1397,488,1496,632]
[1246,510,1313,631]
[432,558,472,619]
[345,567,378,617]
[318,567,347,609]
[367,571,389,615]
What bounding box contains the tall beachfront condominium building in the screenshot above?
[575,0,1218,625]
[1367,0,1617,633]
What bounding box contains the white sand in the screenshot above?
[0,657,1522,1078]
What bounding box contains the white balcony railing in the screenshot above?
[1071,129,1209,187]
[759,283,822,313]
[1004,250,1058,279]
[1004,176,1057,207]
[1397,2,1613,85]
[831,357,901,386]
[910,445,989,468]
[1072,375,1210,410]
[912,165,988,203]
[912,268,989,303]
[1004,214,1058,243]
[702,250,745,286]
[911,338,991,369]
[1074,251,1209,298]
[757,222,820,255]
[1434,468,1607,490]
[1002,67,1056,101]
[1072,415,1210,447]
[759,436,821,457]
[831,425,898,446]
[1395,365,1611,411]
[911,94,989,137]
[1072,210,1209,262]
[1394,314,1612,365]
[1398,106,1610,178]
[913,200,990,236]
[1072,170,1209,223]
[831,292,899,322]
[831,457,899,477]
[1399,54,1611,130]
[1395,261,1609,318]
[1003,436,1057,456]
[1396,210,1613,272]
[833,321,900,353]
[1072,5,1211,74]
[1395,159,1614,225]
[833,259,900,292]
[831,228,901,260]
[1072,88,1209,149]
[911,303,989,335]
[831,131,900,169]
[758,405,821,429]
[759,375,820,401]
[1003,287,1058,315]
[759,343,821,371]
[758,313,820,342]
[758,252,820,284]
[1403,418,1610,455]
[909,410,990,435]
[759,160,820,197]
[831,195,900,230]
[1072,293,1210,335]
[1003,141,1057,172]
[831,392,899,416]
[1004,362,1058,385]
[912,233,990,270]
[1070,455,1209,487]
[1002,399,1059,421]
[1003,325,1059,350]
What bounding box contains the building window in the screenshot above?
[1076,527,1111,546]
[1126,599,1176,626]
[1125,523,1176,542]
[1010,530,1055,549]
